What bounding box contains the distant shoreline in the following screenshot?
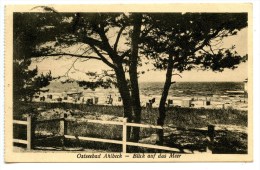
[139,81,245,83]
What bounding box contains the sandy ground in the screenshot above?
[13,146,110,153]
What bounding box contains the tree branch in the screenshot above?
[114,26,126,52]
[209,44,215,55]
[97,23,118,58]
[140,25,154,39]
[201,48,211,55]
[64,58,80,77]
[90,45,116,69]
[120,49,131,59]
[34,53,102,60]
[80,47,93,56]
[172,73,182,78]
[193,28,223,53]
[82,36,104,50]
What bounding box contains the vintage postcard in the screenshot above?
[5,4,253,162]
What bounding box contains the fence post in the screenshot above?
[60,113,68,136]
[122,118,127,153]
[60,113,68,147]
[26,115,33,150]
[208,125,215,142]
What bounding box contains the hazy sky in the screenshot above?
[31,28,248,82]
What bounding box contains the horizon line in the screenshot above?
[138,80,246,83]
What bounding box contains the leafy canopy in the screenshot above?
[13,59,52,102]
[140,13,248,72]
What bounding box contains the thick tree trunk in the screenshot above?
[157,54,174,145]
[114,65,133,140]
[129,13,142,142]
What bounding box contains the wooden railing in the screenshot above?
[13,115,33,150]
[13,113,215,153]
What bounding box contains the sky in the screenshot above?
[31,28,248,82]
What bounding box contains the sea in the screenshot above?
[139,82,244,97]
[47,81,244,97]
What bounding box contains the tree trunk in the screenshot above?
[157,54,174,145]
[114,64,133,140]
[129,13,142,142]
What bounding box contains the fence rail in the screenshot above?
[13,113,215,153]
[13,115,33,150]
[13,120,28,125]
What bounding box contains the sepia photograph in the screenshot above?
[4,4,253,162]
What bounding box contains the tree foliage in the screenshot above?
[14,12,132,85]
[13,59,52,102]
[140,13,248,72]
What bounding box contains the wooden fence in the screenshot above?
[13,115,33,150]
[13,113,215,153]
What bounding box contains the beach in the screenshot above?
[33,81,248,110]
